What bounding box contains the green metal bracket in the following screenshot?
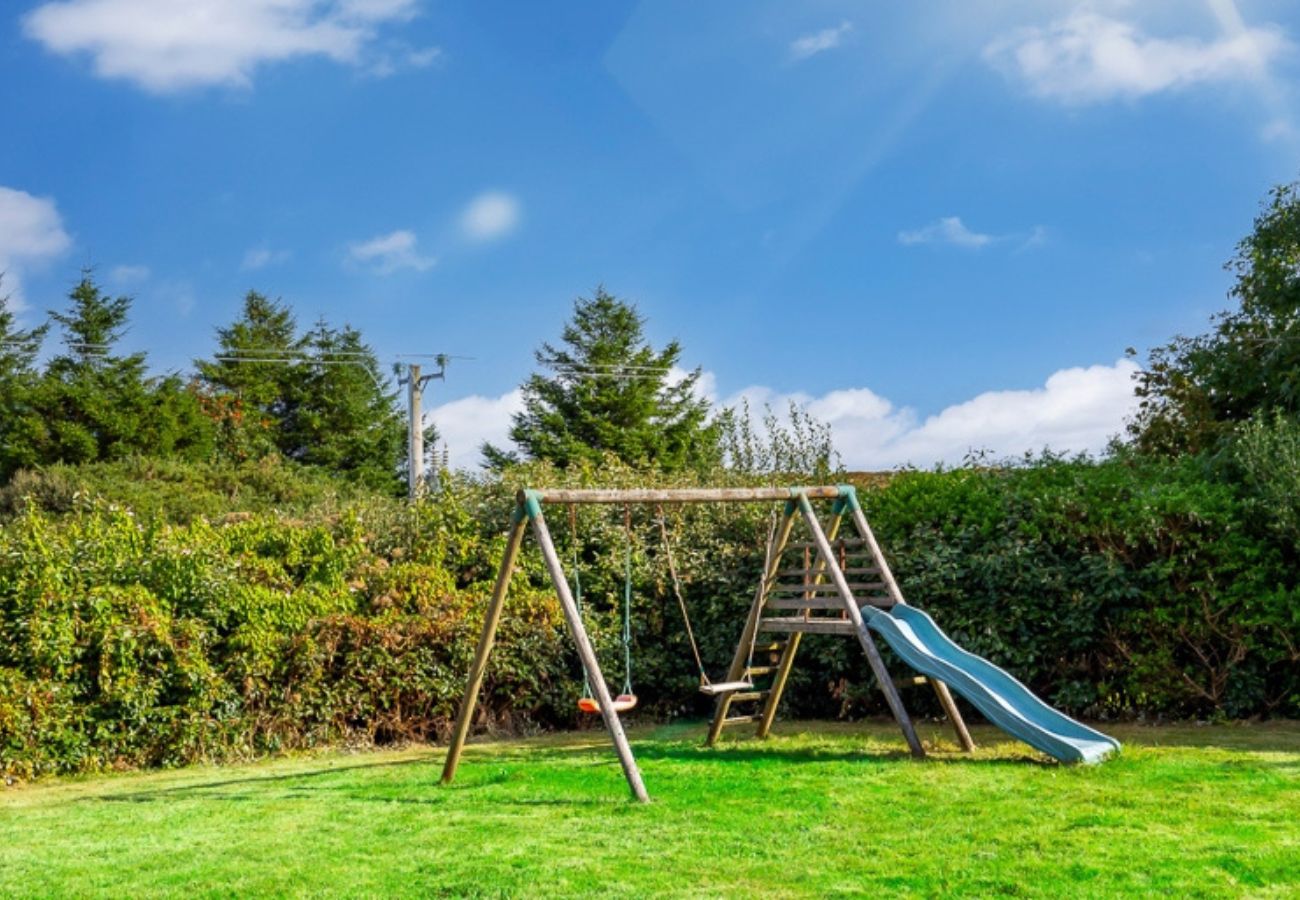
[517,489,543,520]
[831,484,861,516]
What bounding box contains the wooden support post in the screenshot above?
[756,512,843,739]
[531,508,650,803]
[798,494,925,759]
[441,507,529,784]
[846,501,974,753]
[706,503,797,746]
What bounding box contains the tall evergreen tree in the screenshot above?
[25,274,212,468]
[281,319,404,490]
[0,276,48,480]
[196,291,302,458]
[484,288,721,470]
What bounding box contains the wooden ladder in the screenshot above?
[705,493,975,755]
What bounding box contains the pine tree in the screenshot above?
[485,288,721,470]
[0,276,48,480]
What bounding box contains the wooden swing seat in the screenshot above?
[578,694,638,714]
[699,680,754,696]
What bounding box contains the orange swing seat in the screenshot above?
[578,694,638,714]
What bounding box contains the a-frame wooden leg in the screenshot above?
[531,508,650,802]
[706,503,796,747]
[846,502,975,753]
[442,507,530,784]
[798,494,926,759]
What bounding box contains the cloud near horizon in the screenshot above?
[23,0,423,93]
[0,186,72,312]
[984,10,1291,105]
[427,359,1139,471]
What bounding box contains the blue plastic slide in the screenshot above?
[861,604,1120,764]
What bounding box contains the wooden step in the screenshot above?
[752,641,788,654]
[783,538,867,550]
[770,581,887,595]
[743,665,777,676]
[720,714,762,726]
[776,566,880,578]
[730,690,770,703]
[766,597,892,611]
[760,617,859,635]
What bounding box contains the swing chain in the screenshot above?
[656,504,711,688]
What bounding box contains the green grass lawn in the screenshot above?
[2,720,1297,898]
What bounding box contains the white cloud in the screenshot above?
[426,388,523,469]
[241,246,291,270]
[458,191,521,243]
[898,216,994,248]
[109,263,150,284]
[346,229,435,274]
[430,359,1139,471]
[790,21,853,61]
[0,186,72,312]
[22,0,422,93]
[984,11,1290,105]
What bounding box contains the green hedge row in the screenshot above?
[2,454,1298,779]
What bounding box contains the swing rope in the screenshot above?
[570,504,637,714]
[656,505,711,688]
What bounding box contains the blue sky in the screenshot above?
[3,0,1298,468]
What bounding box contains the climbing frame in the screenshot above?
[439,485,972,803]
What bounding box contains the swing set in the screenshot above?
[441,485,976,803]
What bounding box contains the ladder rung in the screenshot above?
[767,597,892,611]
[752,641,787,654]
[776,567,879,577]
[730,691,769,703]
[771,582,887,594]
[760,617,859,635]
[721,714,762,726]
[783,538,867,550]
[744,665,777,676]
[895,676,929,689]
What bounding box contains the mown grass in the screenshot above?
[2,720,1297,898]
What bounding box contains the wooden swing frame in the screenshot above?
[439,486,972,802]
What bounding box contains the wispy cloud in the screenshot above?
[458,191,521,243]
[984,10,1290,105]
[347,229,435,274]
[429,360,1139,470]
[109,263,150,284]
[789,21,852,62]
[23,0,423,93]
[0,186,72,312]
[898,216,994,248]
[241,246,291,271]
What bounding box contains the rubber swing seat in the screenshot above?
[577,694,638,714]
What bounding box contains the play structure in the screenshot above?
[441,486,1119,801]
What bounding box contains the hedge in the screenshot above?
[2,453,1297,779]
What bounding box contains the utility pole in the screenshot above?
[400,355,447,501]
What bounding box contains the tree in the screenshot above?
[484,288,722,470]
[280,319,405,491]
[24,274,213,469]
[197,296,406,490]
[0,275,48,480]
[1130,178,1300,455]
[196,291,302,459]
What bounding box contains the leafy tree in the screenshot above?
[1130,178,1300,455]
[484,288,722,470]
[0,276,49,480]
[24,274,213,469]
